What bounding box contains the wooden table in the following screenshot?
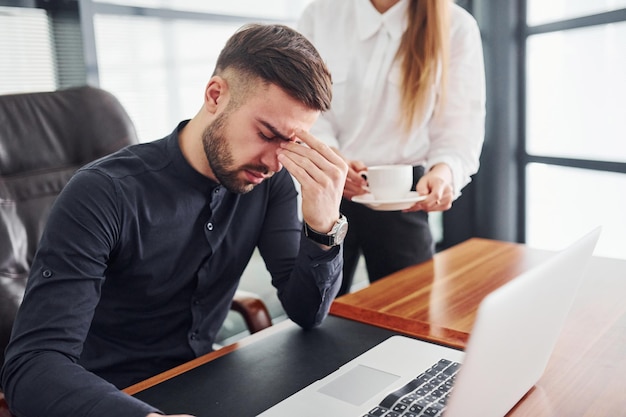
[331,238,555,348]
[331,238,626,416]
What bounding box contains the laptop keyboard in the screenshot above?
[362,358,461,417]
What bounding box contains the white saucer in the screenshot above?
[351,191,427,211]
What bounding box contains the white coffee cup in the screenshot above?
[363,164,414,200]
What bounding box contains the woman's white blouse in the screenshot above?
[298,0,486,197]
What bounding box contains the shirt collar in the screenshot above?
[355,0,408,42]
[168,120,220,194]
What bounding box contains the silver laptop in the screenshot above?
[258,227,601,417]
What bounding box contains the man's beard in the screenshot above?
[202,111,271,194]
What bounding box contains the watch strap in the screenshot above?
[303,222,336,247]
[303,215,348,247]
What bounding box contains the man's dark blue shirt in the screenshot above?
[1,122,343,417]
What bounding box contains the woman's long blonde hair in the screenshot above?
[396,0,450,130]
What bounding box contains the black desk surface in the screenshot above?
[134,315,400,416]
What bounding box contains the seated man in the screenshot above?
[1,23,348,417]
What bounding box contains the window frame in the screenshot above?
[517,4,626,241]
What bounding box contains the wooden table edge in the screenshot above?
[330,302,469,350]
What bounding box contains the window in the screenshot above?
[523,3,626,259]
[94,15,243,141]
[0,6,56,94]
[83,0,313,142]
[526,24,626,162]
[527,0,626,25]
[94,0,307,20]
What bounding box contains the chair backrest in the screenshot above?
[0,86,138,366]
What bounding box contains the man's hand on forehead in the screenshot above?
[277,129,347,234]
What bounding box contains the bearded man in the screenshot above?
[1,23,348,417]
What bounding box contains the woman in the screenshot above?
[298,0,486,293]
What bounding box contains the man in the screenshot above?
[1,24,348,417]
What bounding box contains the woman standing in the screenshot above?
[298,0,486,294]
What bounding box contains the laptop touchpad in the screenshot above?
[317,364,400,406]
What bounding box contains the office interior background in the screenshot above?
[1,0,625,340]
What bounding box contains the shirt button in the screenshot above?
[42,270,53,278]
[206,222,213,231]
[214,188,220,194]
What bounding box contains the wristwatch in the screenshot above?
[303,214,349,247]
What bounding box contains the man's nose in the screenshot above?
[261,146,283,174]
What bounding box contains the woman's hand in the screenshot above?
[326,147,368,200]
[342,159,369,200]
[406,163,454,212]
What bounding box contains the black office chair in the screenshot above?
[0,86,271,371]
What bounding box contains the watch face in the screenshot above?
[334,219,349,245]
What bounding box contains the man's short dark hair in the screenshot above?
[214,23,332,112]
